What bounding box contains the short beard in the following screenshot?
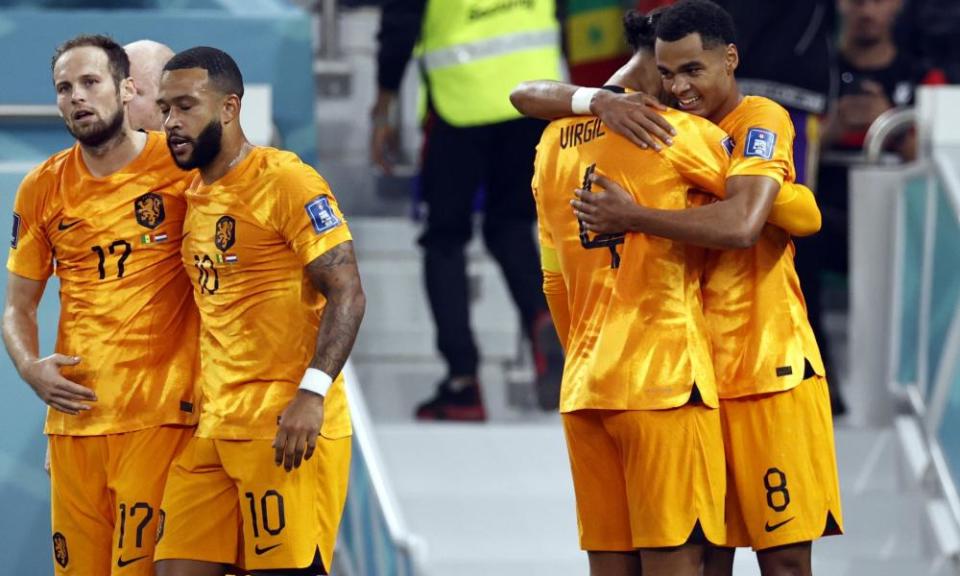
[172,119,223,170]
[67,106,125,148]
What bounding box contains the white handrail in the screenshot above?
[342,360,424,572]
[864,107,916,163]
[0,105,60,120]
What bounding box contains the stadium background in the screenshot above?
[0,0,958,574]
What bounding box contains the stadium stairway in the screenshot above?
[348,216,960,576]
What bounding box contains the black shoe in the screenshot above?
[531,312,564,411]
[415,378,487,421]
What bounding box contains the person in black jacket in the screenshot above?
[370,0,563,421]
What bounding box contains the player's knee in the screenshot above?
[757,545,812,576]
[702,545,735,576]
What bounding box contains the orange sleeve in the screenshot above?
[660,113,731,198]
[270,162,353,266]
[7,166,54,281]
[532,145,559,272]
[726,105,795,186]
[532,141,569,348]
[768,182,822,236]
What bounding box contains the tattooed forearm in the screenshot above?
[306,241,366,378]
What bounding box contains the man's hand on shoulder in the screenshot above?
[591,91,676,151]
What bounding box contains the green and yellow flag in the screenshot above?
[565,0,630,85]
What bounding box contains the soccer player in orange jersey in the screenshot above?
[529,12,822,576]
[3,34,198,576]
[534,88,731,576]
[152,47,365,576]
[38,38,176,479]
[517,2,844,575]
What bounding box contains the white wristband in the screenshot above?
[571,87,601,115]
[299,368,333,397]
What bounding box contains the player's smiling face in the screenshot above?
[157,68,224,170]
[53,46,132,147]
[656,32,738,124]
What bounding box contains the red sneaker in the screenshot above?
[414,379,487,422]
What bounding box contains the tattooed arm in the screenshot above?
[274,240,366,471]
[306,240,366,377]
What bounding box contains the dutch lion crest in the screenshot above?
[215,216,236,252]
[135,192,165,229]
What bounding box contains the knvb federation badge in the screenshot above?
[215,215,236,252]
[135,192,166,229]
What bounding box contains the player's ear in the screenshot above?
[221,93,241,125]
[725,44,739,75]
[119,76,136,106]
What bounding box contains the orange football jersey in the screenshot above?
[181,147,352,440]
[7,131,199,435]
[533,109,733,412]
[705,95,825,398]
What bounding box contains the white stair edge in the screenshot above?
[897,415,932,487]
[927,498,960,557]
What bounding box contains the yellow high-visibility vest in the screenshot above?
[419,0,562,127]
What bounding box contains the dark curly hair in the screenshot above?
[623,9,666,52]
[164,46,244,99]
[656,0,737,49]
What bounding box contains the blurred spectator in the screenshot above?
[809,0,947,415]
[821,0,945,158]
[371,0,564,421]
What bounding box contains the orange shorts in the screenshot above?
[155,435,351,572]
[721,376,844,549]
[48,425,193,576]
[562,403,726,550]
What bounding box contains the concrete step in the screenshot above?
[354,358,547,423]
[350,217,524,363]
[375,422,942,576]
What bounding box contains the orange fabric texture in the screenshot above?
[705,96,826,398]
[721,377,844,549]
[562,406,726,550]
[7,132,199,435]
[181,147,352,440]
[48,426,193,575]
[533,109,732,412]
[156,436,350,572]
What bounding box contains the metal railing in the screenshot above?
[0,104,60,121]
[337,361,424,576]
[820,106,916,169]
[864,107,918,164]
